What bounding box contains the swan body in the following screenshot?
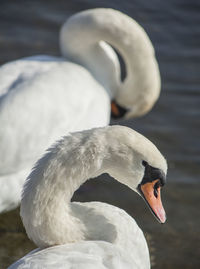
[9,204,148,269]
[0,8,161,213]
[0,56,110,212]
[9,125,167,268]
[8,241,139,269]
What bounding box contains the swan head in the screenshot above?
[60,8,161,120]
[104,126,167,223]
[111,67,161,120]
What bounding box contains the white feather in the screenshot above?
[0,8,160,212]
[8,125,167,268]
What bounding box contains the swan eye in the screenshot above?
[142,160,148,167]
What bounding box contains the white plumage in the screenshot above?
[0,8,160,212]
[8,125,167,268]
[9,241,138,269]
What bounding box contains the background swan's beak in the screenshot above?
[111,100,128,119]
[139,179,166,223]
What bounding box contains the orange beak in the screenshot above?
[111,101,121,117]
[111,100,128,119]
[139,179,166,223]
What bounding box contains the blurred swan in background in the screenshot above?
[0,8,160,213]
[8,126,167,268]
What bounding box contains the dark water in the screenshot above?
[0,0,200,268]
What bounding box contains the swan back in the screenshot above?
[0,56,110,212]
[8,241,143,269]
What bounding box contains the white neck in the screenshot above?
[21,128,108,248]
[60,8,160,116]
[20,126,167,249]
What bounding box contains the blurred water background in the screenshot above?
[0,0,199,268]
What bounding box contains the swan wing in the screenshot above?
[0,57,110,212]
[0,55,63,97]
[8,241,138,269]
[72,202,150,269]
[0,57,109,173]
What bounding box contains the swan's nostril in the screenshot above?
[154,187,158,198]
[153,180,161,198]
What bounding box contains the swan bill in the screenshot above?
[138,179,166,224]
[111,100,128,119]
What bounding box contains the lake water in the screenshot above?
[0,0,199,268]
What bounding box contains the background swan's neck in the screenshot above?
[60,8,160,116]
[60,13,121,99]
[20,129,107,248]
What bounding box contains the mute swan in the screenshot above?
[8,125,167,269]
[0,8,160,213]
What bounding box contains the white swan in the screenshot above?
[8,125,167,269]
[0,8,161,213]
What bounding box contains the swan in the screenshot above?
[0,8,161,213]
[8,125,167,269]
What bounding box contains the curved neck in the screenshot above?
[60,8,160,116]
[20,129,108,248]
